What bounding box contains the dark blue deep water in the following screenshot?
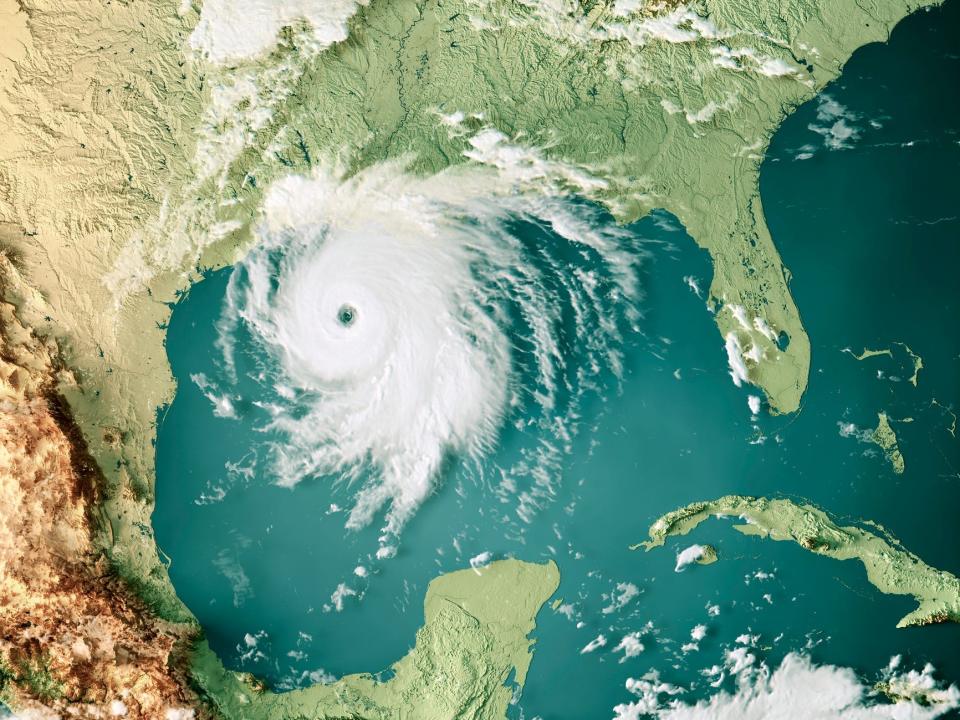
[154,2,960,716]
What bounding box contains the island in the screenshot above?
[637,496,960,628]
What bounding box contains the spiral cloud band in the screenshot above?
[217,162,645,548]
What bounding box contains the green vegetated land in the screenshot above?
[192,559,559,719]
[640,496,960,628]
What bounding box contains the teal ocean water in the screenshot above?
[153,2,960,715]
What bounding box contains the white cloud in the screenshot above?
[757,57,798,77]
[838,420,874,443]
[191,372,237,419]
[683,275,702,298]
[238,630,269,664]
[657,653,958,719]
[726,644,758,675]
[748,395,762,415]
[610,0,643,15]
[661,99,682,116]
[470,551,494,574]
[816,118,858,148]
[104,50,301,302]
[189,0,368,63]
[438,110,466,127]
[604,7,729,46]
[722,308,771,380]
[613,641,958,719]
[710,46,800,78]
[752,317,777,342]
[213,549,253,607]
[614,632,646,662]
[685,95,738,124]
[663,95,738,125]
[330,582,356,612]
[216,160,645,549]
[0,706,66,720]
[165,710,196,720]
[603,582,641,614]
[512,0,733,51]
[724,333,750,387]
[376,545,397,560]
[683,624,708,653]
[675,544,708,572]
[744,343,763,364]
[71,637,92,661]
[581,634,608,654]
[728,304,752,331]
[614,670,685,719]
[882,656,960,707]
[808,95,862,150]
[464,128,609,194]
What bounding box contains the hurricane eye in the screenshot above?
[337,304,358,327]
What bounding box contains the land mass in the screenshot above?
[638,495,960,628]
[0,0,948,714]
[872,411,906,475]
[192,559,559,720]
[0,259,206,717]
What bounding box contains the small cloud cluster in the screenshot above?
[463,128,610,195]
[795,94,866,159]
[810,95,861,150]
[214,547,253,608]
[681,624,708,654]
[711,46,802,78]
[470,551,494,574]
[613,631,647,663]
[720,303,781,395]
[581,633,609,654]
[613,669,685,719]
[661,95,739,126]
[190,372,237,419]
[329,582,357,612]
[603,582,642,614]
[611,630,959,720]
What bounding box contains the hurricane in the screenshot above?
[215,160,646,550]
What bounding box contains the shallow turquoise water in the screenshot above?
[154,2,960,715]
